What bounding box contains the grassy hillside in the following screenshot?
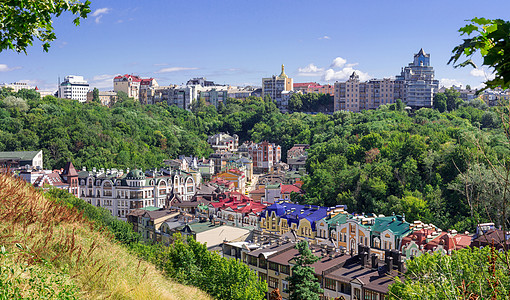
[0,174,211,299]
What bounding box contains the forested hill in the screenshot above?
[0,88,507,232]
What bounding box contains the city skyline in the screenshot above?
[0,0,509,91]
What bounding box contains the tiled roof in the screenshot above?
[62,161,78,176]
[0,150,40,160]
[281,184,303,194]
[372,215,411,237]
[324,213,348,225]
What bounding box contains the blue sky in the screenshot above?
[1,0,509,91]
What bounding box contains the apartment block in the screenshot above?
[334,73,396,112]
[262,65,293,109]
[58,75,89,102]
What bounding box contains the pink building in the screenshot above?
[244,141,281,172]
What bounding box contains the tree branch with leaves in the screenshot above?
[0,0,91,53]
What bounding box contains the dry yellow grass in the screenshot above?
[0,174,211,300]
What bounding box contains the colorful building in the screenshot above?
[260,201,328,240]
[212,169,247,193]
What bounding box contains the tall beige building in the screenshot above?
[334,72,396,112]
[113,74,158,102]
[262,65,293,109]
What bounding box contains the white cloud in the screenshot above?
[297,64,325,77]
[323,68,370,82]
[440,78,463,88]
[91,8,111,23]
[470,68,495,80]
[330,57,347,68]
[297,57,370,82]
[319,35,331,40]
[88,74,118,89]
[0,64,21,72]
[155,67,198,73]
[91,8,110,16]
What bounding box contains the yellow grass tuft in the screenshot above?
[0,174,211,299]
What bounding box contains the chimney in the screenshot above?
[386,257,393,274]
[361,251,367,267]
[397,260,405,273]
[358,243,363,256]
[384,249,391,263]
[371,253,378,270]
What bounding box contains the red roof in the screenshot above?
[210,197,266,215]
[293,82,316,88]
[401,229,471,252]
[114,74,142,82]
[140,78,154,85]
[281,184,303,194]
[250,188,265,194]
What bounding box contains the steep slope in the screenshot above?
[0,174,211,299]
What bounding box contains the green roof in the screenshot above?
[324,213,348,226]
[372,215,411,237]
[266,183,280,189]
[0,150,40,160]
[181,222,221,234]
[141,206,161,211]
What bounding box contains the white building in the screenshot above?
[0,82,33,92]
[58,75,89,102]
[78,168,196,221]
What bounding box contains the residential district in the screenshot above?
[2,49,509,113]
[1,130,505,300]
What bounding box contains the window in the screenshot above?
[354,288,361,300]
[282,280,288,292]
[324,278,336,291]
[280,264,290,275]
[268,277,279,289]
[269,262,278,271]
[364,289,378,300]
[248,256,257,266]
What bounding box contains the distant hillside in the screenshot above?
[0,174,211,299]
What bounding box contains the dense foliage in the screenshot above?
[388,247,510,299]
[131,236,267,300]
[0,88,214,169]
[288,93,333,113]
[4,86,509,232]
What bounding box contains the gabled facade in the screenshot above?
[259,202,328,241]
[213,169,246,193]
[78,168,196,220]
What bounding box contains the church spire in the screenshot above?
[279,64,288,79]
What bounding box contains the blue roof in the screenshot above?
[263,201,328,230]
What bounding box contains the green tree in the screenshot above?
[2,96,28,111]
[289,94,303,112]
[396,99,404,111]
[0,0,91,53]
[433,93,447,112]
[388,247,510,299]
[92,88,100,103]
[287,241,322,300]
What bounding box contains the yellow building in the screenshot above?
[213,169,246,193]
[259,202,328,242]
